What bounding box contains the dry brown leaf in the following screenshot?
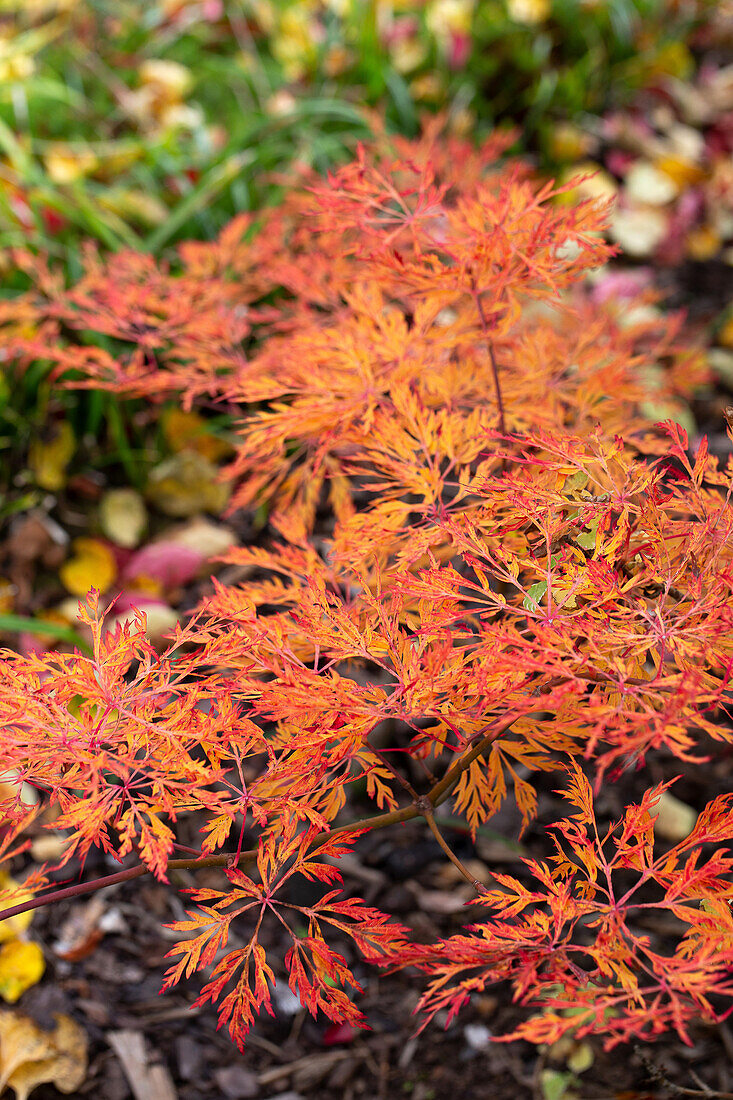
[0,1011,87,1100]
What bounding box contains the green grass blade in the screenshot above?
[143,150,253,253]
[0,614,92,656]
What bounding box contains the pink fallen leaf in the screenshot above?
[321,1022,356,1047]
[122,543,204,589]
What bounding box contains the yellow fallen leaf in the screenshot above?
[99,489,147,549]
[646,39,694,81]
[389,37,428,74]
[0,1011,87,1100]
[557,162,618,207]
[146,452,229,518]
[28,423,75,492]
[138,58,192,103]
[0,943,45,1005]
[566,1040,594,1074]
[686,224,721,261]
[547,122,596,163]
[43,146,99,185]
[653,155,706,188]
[0,1013,48,1090]
[59,539,117,596]
[0,580,14,614]
[0,875,34,945]
[162,408,232,461]
[0,55,35,83]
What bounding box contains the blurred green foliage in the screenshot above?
[0,0,713,267]
[0,0,719,513]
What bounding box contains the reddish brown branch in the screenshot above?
[0,715,515,924]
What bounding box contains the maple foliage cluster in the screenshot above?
[2,118,733,1052]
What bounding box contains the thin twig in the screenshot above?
[0,712,519,923]
[418,800,489,895]
[365,736,419,800]
[473,289,506,437]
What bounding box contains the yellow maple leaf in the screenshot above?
[59,539,117,596]
[0,943,45,1005]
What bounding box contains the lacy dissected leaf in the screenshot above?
[163,823,409,1049]
[400,766,733,1049]
[0,117,731,1057]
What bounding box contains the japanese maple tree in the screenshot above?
[1,118,732,1053]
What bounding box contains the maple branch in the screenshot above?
[364,737,420,800]
[634,1045,733,1099]
[418,798,489,896]
[427,715,518,809]
[0,716,518,923]
[473,288,506,437]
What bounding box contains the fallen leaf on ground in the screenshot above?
[59,539,117,596]
[162,409,233,461]
[540,1068,577,1100]
[0,776,37,812]
[0,942,45,1005]
[52,897,107,962]
[28,423,75,492]
[407,882,475,913]
[557,162,618,206]
[651,791,698,841]
[609,205,669,257]
[106,1029,177,1100]
[0,875,34,944]
[28,835,68,863]
[105,600,179,647]
[0,1011,87,1100]
[321,1022,356,1047]
[162,517,237,558]
[99,489,147,549]
[43,145,98,185]
[122,542,203,590]
[146,452,229,517]
[625,160,679,205]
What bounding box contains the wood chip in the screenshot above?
[106,1029,177,1100]
[258,1051,349,1087]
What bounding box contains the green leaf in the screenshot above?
[523,580,548,611]
[575,519,599,551]
[540,1069,573,1100]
